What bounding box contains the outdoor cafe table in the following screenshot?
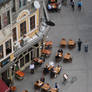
[68,39,76,48]
[49,88,58,92]
[42,49,51,55]
[60,38,67,46]
[33,58,44,64]
[41,83,50,91]
[34,80,44,88]
[53,67,61,74]
[45,41,53,47]
[64,53,71,60]
[56,52,63,58]
[63,53,72,62]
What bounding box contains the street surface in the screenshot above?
[15,0,92,92]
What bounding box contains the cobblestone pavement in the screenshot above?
[15,0,92,92]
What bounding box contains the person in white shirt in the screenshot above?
[29,63,35,74]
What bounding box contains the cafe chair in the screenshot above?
[10,86,16,92]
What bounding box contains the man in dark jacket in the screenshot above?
[77,38,82,51]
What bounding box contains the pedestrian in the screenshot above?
[29,62,35,74]
[55,82,59,91]
[84,41,88,52]
[57,2,62,11]
[71,0,75,11]
[62,0,67,6]
[40,74,45,82]
[77,38,82,51]
[77,0,82,11]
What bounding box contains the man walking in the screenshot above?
[77,0,82,11]
[77,38,82,51]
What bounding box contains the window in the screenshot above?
[3,11,10,27]
[31,51,34,60]
[20,57,24,67]
[0,16,2,29]
[19,0,27,8]
[20,21,26,37]
[19,0,22,8]
[0,45,3,59]
[23,0,27,6]
[12,0,16,12]
[25,53,29,63]
[12,27,17,42]
[30,15,35,30]
[5,39,12,55]
[37,48,39,57]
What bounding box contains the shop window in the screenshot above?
[20,57,24,68]
[37,48,39,57]
[20,21,26,37]
[3,10,10,27]
[25,53,29,63]
[5,39,12,55]
[30,15,35,30]
[0,45,3,59]
[0,16,2,29]
[12,27,17,42]
[31,51,34,60]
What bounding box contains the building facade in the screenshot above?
[0,0,49,86]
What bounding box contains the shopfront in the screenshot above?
[1,57,11,86]
[15,43,41,71]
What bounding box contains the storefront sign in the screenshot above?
[1,57,10,67]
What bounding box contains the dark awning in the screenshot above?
[0,79,10,92]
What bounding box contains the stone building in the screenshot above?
[0,0,49,86]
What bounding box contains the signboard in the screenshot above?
[1,57,10,67]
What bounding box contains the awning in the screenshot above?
[0,79,10,92]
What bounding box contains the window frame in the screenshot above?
[5,39,12,56]
[20,21,27,37]
[12,27,17,42]
[2,10,11,27]
[30,15,36,31]
[0,45,4,59]
[0,15,2,30]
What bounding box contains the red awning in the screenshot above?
[0,79,10,92]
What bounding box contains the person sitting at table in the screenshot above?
[43,65,49,74]
[58,48,63,53]
[50,67,55,78]
[23,89,28,92]
[40,74,45,82]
